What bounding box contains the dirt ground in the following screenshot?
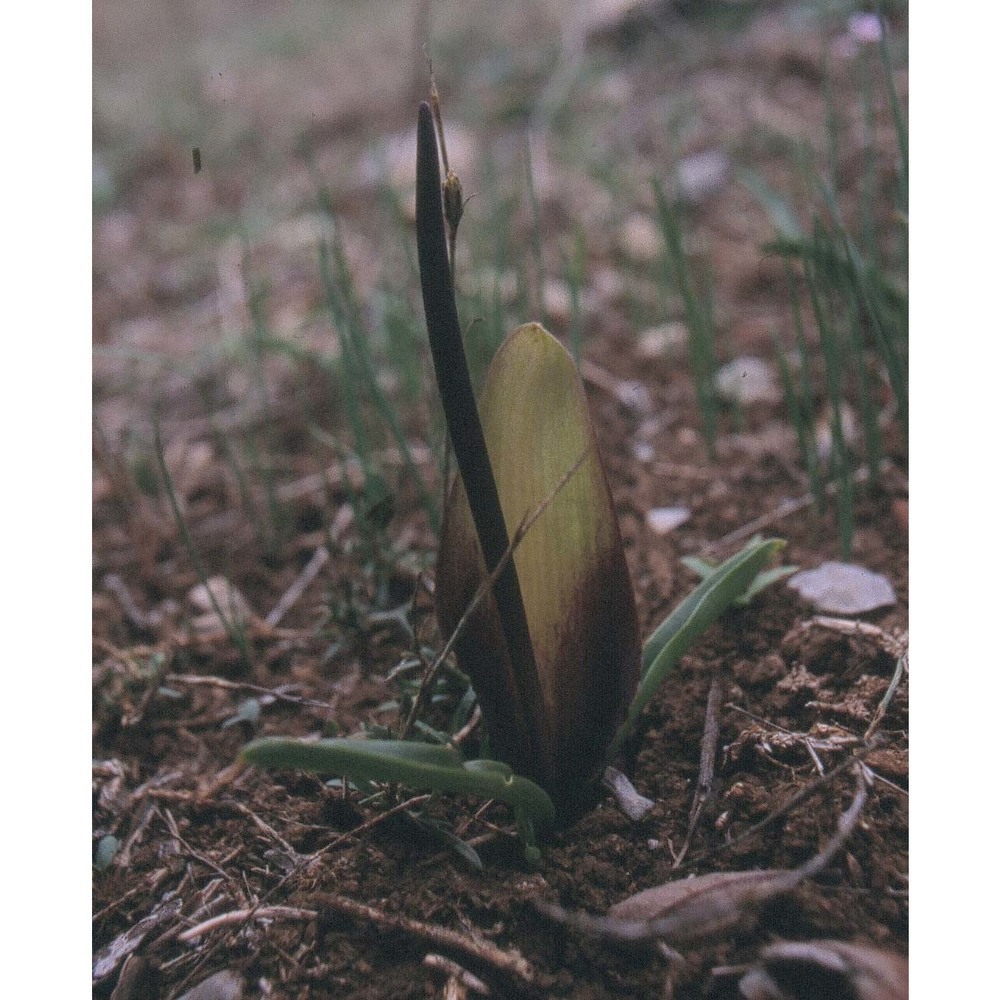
[93,2,908,997]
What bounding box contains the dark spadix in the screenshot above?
[416,101,640,822]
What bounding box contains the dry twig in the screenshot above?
[318,893,534,987]
[691,752,861,867]
[424,954,492,996]
[265,544,329,628]
[673,676,723,867]
[164,674,338,715]
[177,905,319,943]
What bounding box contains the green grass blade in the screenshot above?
[607,538,785,762]
[804,243,854,557]
[846,298,882,484]
[243,266,288,550]
[318,216,441,533]
[679,552,797,606]
[152,422,252,665]
[823,49,840,194]
[524,134,547,327]
[877,3,908,202]
[772,327,821,512]
[652,179,718,455]
[242,736,556,828]
[858,45,878,262]
[737,168,803,241]
[783,262,824,511]
[562,231,586,366]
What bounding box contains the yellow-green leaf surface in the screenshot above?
[436,323,640,821]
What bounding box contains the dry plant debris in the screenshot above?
[536,765,870,949]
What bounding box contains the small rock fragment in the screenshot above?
[636,321,687,359]
[619,213,662,262]
[715,357,781,404]
[541,279,574,324]
[787,562,896,615]
[177,970,244,1000]
[678,148,730,203]
[188,576,253,634]
[633,441,655,463]
[646,507,691,535]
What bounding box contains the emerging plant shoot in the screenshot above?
[241,96,786,854]
[416,101,641,822]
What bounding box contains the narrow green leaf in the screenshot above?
[242,736,556,828]
[735,565,798,605]
[678,556,717,579]
[679,552,797,606]
[737,168,803,241]
[405,810,484,870]
[608,538,785,761]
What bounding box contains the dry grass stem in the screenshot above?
[673,676,723,867]
[864,650,908,741]
[806,615,908,659]
[265,545,330,627]
[704,464,882,555]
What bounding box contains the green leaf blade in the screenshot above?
[609,538,785,760]
[242,736,556,828]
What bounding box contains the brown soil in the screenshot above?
[94,2,908,997]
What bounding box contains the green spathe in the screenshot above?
[436,323,641,822]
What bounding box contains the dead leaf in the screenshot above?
[740,939,908,1000]
[93,896,183,981]
[538,868,790,948]
[610,869,786,922]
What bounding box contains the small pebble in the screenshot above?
[788,562,896,614]
[646,506,691,535]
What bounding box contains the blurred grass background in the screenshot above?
[94,0,907,591]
